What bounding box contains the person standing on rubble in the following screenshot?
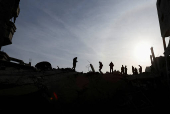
[124,66,128,75]
[139,65,142,74]
[135,67,138,75]
[109,61,114,73]
[99,61,103,73]
[121,65,124,75]
[72,57,78,71]
[132,66,135,75]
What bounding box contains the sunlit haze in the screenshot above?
[2,0,165,74]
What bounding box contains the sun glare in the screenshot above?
[134,42,151,63]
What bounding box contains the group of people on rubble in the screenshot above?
[71,57,142,75]
[99,62,142,75]
[132,65,142,75]
[99,61,114,74]
[121,65,142,75]
[121,65,128,75]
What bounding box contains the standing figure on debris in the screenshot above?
[125,65,127,75]
[135,67,138,75]
[132,66,135,75]
[109,61,114,73]
[139,65,142,74]
[72,57,78,71]
[121,65,124,75]
[99,61,103,73]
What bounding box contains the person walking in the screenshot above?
[72,57,78,71]
[99,61,103,73]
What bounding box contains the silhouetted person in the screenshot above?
[139,65,142,74]
[121,65,124,75]
[125,65,127,75]
[135,68,138,75]
[72,57,78,71]
[99,61,103,73]
[109,62,114,73]
[132,66,135,75]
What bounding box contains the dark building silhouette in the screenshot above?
[156,0,170,39]
[157,0,170,84]
[0,0,20,50]
[0,0,27,69]
[150,56,170,77]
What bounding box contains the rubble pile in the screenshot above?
[1,68,170,113]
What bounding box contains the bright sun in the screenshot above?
[134,42,151,63]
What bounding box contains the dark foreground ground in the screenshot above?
[0,84,170,113]
[0,72,170,113]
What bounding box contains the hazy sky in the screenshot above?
[3,0,167,74]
